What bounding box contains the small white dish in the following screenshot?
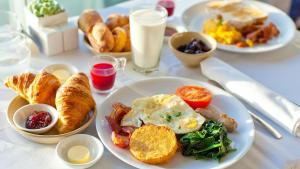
[13,104,59,134]
[56,134,104,169]
[42,63,79,83]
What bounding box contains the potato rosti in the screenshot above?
[129,125,177,164]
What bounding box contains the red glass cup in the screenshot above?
[89,56,126,93]
[157,0,175,17]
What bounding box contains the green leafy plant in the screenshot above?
[180,120,236,161]
[29,0,64,17]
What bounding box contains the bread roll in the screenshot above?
[88,22,115,52]
[111,27,127,52]
[78,9,103,33]
[122,24,131,52]
[105,14,129,30]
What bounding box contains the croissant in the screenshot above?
[87,22,115,52]
[4,72,61,107]
[55,73,96,134]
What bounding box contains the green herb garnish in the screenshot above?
[174,112,182,117]
[165,114,172,122]
[179,120,236,162]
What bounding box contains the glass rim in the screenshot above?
[88,55,118,71]
[0,31,27,48]
[130,4,168,20]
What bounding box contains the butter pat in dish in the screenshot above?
[67,145,91,164]
[56,134,104,169]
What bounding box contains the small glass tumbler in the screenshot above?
[89,56,126,94]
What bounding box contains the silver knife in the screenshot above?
[208,79,283,139]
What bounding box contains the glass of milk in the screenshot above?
[130,4,167,73]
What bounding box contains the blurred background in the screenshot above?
[0,0,299,29]
[0,0,126,16]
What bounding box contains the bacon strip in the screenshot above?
[105,103,136,148]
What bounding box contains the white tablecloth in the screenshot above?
[1,0,300,169]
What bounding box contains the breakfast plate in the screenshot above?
[6,96,96,144]
[96,77,254,169]
[180,0,296,53]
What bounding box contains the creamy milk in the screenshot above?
[130,9,166,69]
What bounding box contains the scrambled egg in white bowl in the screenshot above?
[121,94,206,134]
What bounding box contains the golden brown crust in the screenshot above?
[105,14,129,30]
[122,24,131,52]
[129,125,177,164]
[88,22,115,52]
[4,72,60,107]
[111,27,127,52]
[78,9,103,33]
[55,73,96,134]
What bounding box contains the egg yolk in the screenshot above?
[180,118,198,129]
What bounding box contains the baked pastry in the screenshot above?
[78,9,103,33]
[122,24,131,52]
[4,72,61,107]
[130,125,177,164]
[55,73,95,134]
[88,22,115,52]
[105,14,129,30]
[111,27,127,52]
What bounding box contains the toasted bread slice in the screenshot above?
[206,0,268,30]
[129,125,177,164]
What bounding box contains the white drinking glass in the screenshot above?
[0,31,31,80]
[130,4,167,73]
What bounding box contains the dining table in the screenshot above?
[1,0,300,169]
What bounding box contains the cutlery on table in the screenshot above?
[208,79,283,139]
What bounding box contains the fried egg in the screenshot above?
[121,94,206,134]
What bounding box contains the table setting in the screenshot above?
[1,0,300,169]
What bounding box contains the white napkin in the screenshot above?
[201,57,300,137]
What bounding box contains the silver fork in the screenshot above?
[208,79,283,139]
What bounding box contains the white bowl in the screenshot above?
[42,63,79,83]
[13,104,59,134]
[56,134,104,169]
[42,63,79,75]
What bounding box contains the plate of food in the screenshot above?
[181,0,296,53]
[78,9,131,59]
[5,71,96,144]
[96,77,254,169]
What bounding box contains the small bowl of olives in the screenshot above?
[169,32,217,67]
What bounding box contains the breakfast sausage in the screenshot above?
[195,106,238,132]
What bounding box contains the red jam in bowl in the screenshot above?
[25,111,52,129]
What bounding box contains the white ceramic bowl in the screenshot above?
[56,134,104,169]
[13,104,59,134]
[42,63,78,74]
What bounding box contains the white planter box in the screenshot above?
[24,7,68,27]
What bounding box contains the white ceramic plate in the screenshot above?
[180,0,296,53]
[96,77,254,169]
